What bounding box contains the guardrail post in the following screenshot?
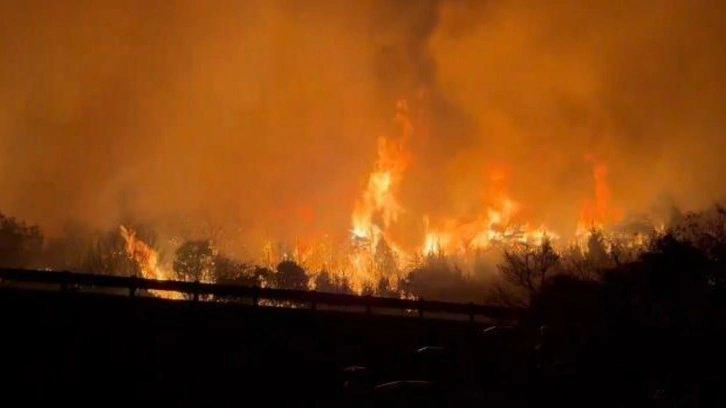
[468,302,475,323]
[252,286,259,307]
[365,295,372,315]
[129,276,137,297]
[60,271,70,292]
[311,291,317,311]
[418,297,424,318]
[193,280,200,301]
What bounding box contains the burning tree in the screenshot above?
[82,229,140,277]
[374,237,399,278]
[173,240,216,282]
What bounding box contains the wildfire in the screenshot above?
[343,99,415,292]
[423,228,452,256]
[249,98,642,296]
[351,99,412,242]
[120,226,181,299]
[49,94,652,302]
[576,154,621,239]
[421,165,557,257]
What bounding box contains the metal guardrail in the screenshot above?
[0,268,521,322]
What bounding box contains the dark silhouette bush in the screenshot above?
[173,240,215,282]
[275,260,308,290]
[0,213,43,269]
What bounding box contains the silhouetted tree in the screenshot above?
[81,222,162,277]
[403,256,484,302]
[558,231,613,281]
[338,276,354,295]
[173,240,215,282]
[374,237,398,277]
[625,233,711,328]
[674,204,726,288]
[214,255,255,286]
[586,229,610,268]
[314,270,337,293]
[376,276,396,297]
[521,228,723,406]
[608,236,637,267]
[275,260,308,290]
[0,213,43,268]
[559,245,591,281]
[498,239,559,296]
[251,266,274,287]
[210,254,256,302]
[81,230,139,276]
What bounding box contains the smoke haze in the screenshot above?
[1,0,725,254]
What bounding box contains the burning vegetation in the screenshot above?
[1,1,725,306]
[0,95,694,304]
[233,96,663,301]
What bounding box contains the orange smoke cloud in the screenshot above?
[0,0,725,264]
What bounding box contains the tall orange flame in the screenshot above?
[346,99,414,292]
[577,153,619,236]
[120,225,181,299]
[351,99,412,241]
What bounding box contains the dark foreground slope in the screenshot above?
[0,288,519,406]
[12,279,726,407]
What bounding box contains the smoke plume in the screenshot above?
[1,0,725,255]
